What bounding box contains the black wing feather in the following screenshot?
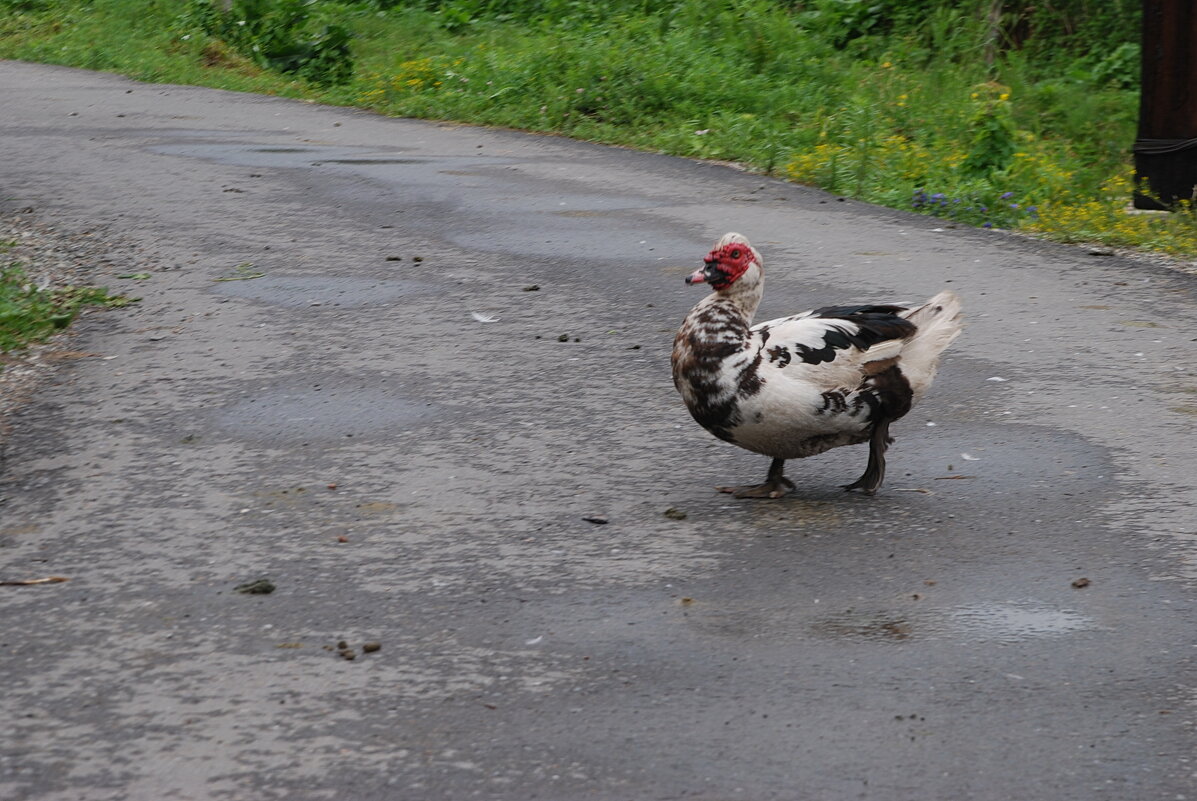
[783,305,916,365]
[811,303,909,317]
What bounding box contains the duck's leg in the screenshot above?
[717,457,795,499]
[844,418,892,495]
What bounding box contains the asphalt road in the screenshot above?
[2,61,1197,801]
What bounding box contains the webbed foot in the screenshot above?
[717,457,793,499]
[717,476,795,499]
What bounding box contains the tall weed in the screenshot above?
[178,0,354,85]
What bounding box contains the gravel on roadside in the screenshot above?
[0,212,132,449]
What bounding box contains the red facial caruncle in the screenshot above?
[686,242,754,290]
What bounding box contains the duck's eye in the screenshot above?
[730,249,742,258]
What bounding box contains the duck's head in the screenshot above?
[685,232,762,291]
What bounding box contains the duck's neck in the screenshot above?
[698,279,762,327]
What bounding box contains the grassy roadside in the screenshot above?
[0,235,135,366]
[1,0,1195,258]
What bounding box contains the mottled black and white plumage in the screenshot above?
[672,232,962,498]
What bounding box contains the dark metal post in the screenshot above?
[1134,1,1197,209]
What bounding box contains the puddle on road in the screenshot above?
[151,143,371,168]
[148,141,704,262]
[211,275,435,308]
[320,158,425,165]
[944,602,1094,642]
[811,601,1095,644]
[151,143,510,175]
[211,382,441,444]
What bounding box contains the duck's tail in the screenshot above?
[899,290,963,399]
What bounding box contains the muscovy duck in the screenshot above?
[672,232,962,498]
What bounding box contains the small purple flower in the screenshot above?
[1009,203,1019,209]
[983,222,993,228]
[980,206,989,213]
[1000,191,1014,199]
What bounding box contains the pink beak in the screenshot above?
[685,267,707,285]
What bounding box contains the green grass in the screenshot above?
[0,248,136,359]
[0,0,305,93]
[2,0,1195,257]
